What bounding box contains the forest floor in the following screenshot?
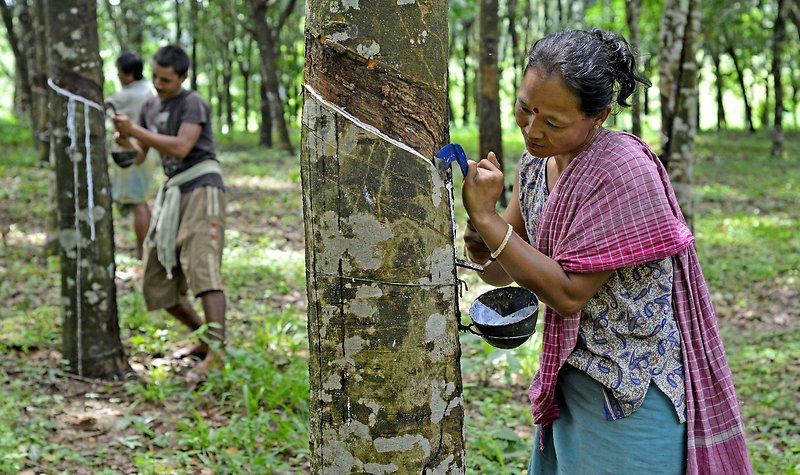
[1,129,799,474]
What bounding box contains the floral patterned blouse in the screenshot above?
[519,152,686,422]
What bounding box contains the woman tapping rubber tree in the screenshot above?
[461,29,752,474]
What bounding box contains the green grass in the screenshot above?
[1,119,799,473]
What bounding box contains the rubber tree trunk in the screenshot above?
[725,43,756,133]
[249,0,296,153]
[478,0,506,207]
[625,0,644,137]
[45,0,130,379]
[301,1,465,472]
[711,51,727,129]
[0,1,31,115]
[658,0,701,230]
[771,0,790,158]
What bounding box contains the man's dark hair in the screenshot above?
[153,44,191,76]
[116,50,144,81]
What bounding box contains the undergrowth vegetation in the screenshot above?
[1,122,798,473]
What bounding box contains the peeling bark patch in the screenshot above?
[421,246,456,286]
[374,434,431,457]
[59,229,80,250]
[397,0,417,4]
[357,40,381,59]
[425,313,446,342]
[318,211,393,272]
[344,335,366,356]
[426,454,458,475]
[364,462,400,474]
[430,379,456,424]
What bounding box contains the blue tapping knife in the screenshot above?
[436,143,469,177]
[436,143,484,272]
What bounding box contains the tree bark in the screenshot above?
[461,19,473,127]
[507,0,521,91]
[711,51,727,129]
[478,0,505,206]
[248,0,296,153]
[237,39,253,132]
[174,0,182,46]
[725,43,756,132]
[259,81,272,146]
[659,0,701,229]
[301,1,465,472]
[1,0,31,115]
[625,0,644,137]
[190,0,199,91]
[771,0,790,157]
[44,0,130,379]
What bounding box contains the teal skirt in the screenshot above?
[528,365,687,475]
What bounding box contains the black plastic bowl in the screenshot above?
[468,287,538,349]
[111,150,137,168]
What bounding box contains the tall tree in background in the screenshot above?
[103,0,145,52]
[625,0,644,137]
[771,0,790,158]
[0,0,31,115]
[44,0,130,379]
[659,0,702,229]
[478,0,505,206]
[301,1,465,472]
[247,0,297,152]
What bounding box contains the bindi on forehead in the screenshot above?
[533,107,540,114]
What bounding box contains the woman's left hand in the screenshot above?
[462,151,505,223]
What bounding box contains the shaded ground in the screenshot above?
[2,131,799,473]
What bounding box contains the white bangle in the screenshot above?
[490,224,514,260]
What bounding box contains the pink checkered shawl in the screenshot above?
[526,130,752,474]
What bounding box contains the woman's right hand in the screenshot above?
[464,218,493,264]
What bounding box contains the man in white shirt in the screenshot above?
[107,50,155,259]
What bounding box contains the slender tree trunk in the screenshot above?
[625,0,644,137]
[461,20,473,127]
[103,0,125,50]
[259,81,272,146]
[659,0,701,229]
[507,0,521,91]
[249,0,295,153]
[643,56,652,116]
[711,51,727,129]
[222,43,234,133]
[238,40,252,132]
[44,0,130,379]
[30,0,56,255]
[761,74,770,129]
[478,0,505,206]
[174,0,182,46]
[1,0,31,115]
[726,44,756,132]
[190,0,198,91]
[301,1,465,471]
[771,0,789,157]
[214,61,224,128]
[789,2,800,40]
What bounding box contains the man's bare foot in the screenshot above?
[171,343,208,360]
[183,350,224,387]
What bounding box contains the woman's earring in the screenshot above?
[593,124,600,130]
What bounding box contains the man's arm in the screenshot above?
[113,114,201,159]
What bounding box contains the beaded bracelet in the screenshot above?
[490,224,514,260]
